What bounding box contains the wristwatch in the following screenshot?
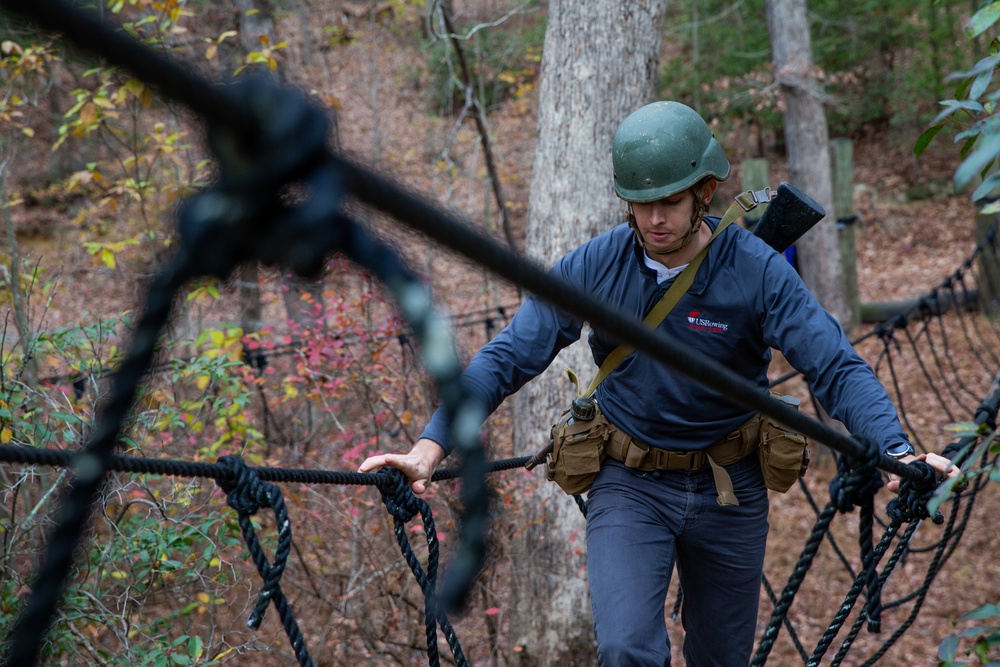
[885,442,915,459]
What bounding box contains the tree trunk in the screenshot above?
[509,2,666,664]
[766,0,854,328]
[231,0,327,335]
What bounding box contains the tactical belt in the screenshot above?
[604,413,763,506]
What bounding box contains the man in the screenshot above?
[360,101,954,666]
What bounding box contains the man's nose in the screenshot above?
[650,202,667,223]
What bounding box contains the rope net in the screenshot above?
[0,0,997,665]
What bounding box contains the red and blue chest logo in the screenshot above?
[686,311,730,333]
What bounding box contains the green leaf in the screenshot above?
[915,124,946,158]
[971,68,996,102]
[960,624,998,637]
[931,99,985,127]
[939,633,960,661]
[969,2,1000,39]
[50,411,84,425]
[927,474,962,517]
[187,635,203,660]
[948,53,1000,81]
[955,132,1000,188]
[972,171,1000,201]
[961,602,1000,621]
[943,421,980,437]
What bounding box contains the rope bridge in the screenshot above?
[0,0,996,664]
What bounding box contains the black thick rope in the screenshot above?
[375,467,468,667]
[753,437,886,665]
[805,522,904,666]
[828,437,886,633]
[0,443,531,489]
[216,456,314,667]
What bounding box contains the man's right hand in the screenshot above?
[358,438,447,495]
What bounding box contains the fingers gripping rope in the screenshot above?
[829,437,885,633]
[216,457,314,667]
[886,460,944,525]
[375,468,469,667]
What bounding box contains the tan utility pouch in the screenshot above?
[546,398,611,495]
[545,370,611,495]
[758,394,811,492]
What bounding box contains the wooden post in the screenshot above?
[741,158,769,230]
[831,138,860,332]
[976,204,1000,320]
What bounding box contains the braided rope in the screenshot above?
[216,457,313,667]
[375,468,468,667]
[829,437,885,632]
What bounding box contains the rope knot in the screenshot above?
[886,460,945,524]
[829,437,884,513]
[217,455,267,516]
[376,467,421,523]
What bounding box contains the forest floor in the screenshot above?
[7,3,1000,665]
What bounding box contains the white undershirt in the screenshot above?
[643,251,688,284]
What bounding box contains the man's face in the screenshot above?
[630,190,698,256]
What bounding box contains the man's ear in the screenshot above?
[701,178,719,204]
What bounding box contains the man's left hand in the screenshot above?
[886,452,960,494]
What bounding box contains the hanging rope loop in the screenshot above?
[373,466,469,667]
[215,456,313,667]
[829,437,886,633]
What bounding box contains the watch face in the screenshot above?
[887,444,914,458]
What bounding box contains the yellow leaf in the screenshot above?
[1,428,12,444]
[21,127,33,137]
[209,557,220,567]
[100,248,116,269]
[284,384,299,400]
[125,78,145,97]
[140,87,153,109]
[195,375,210,390]
[210,330,225,346]
[196,591,210,604]
[79,101,97,126]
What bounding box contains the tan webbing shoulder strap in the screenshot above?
[581,197,749,398]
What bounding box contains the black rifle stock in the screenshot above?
[749,182,825,253]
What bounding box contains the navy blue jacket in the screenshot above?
[422,219,909,455]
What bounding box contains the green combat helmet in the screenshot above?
[612,101,730,203]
